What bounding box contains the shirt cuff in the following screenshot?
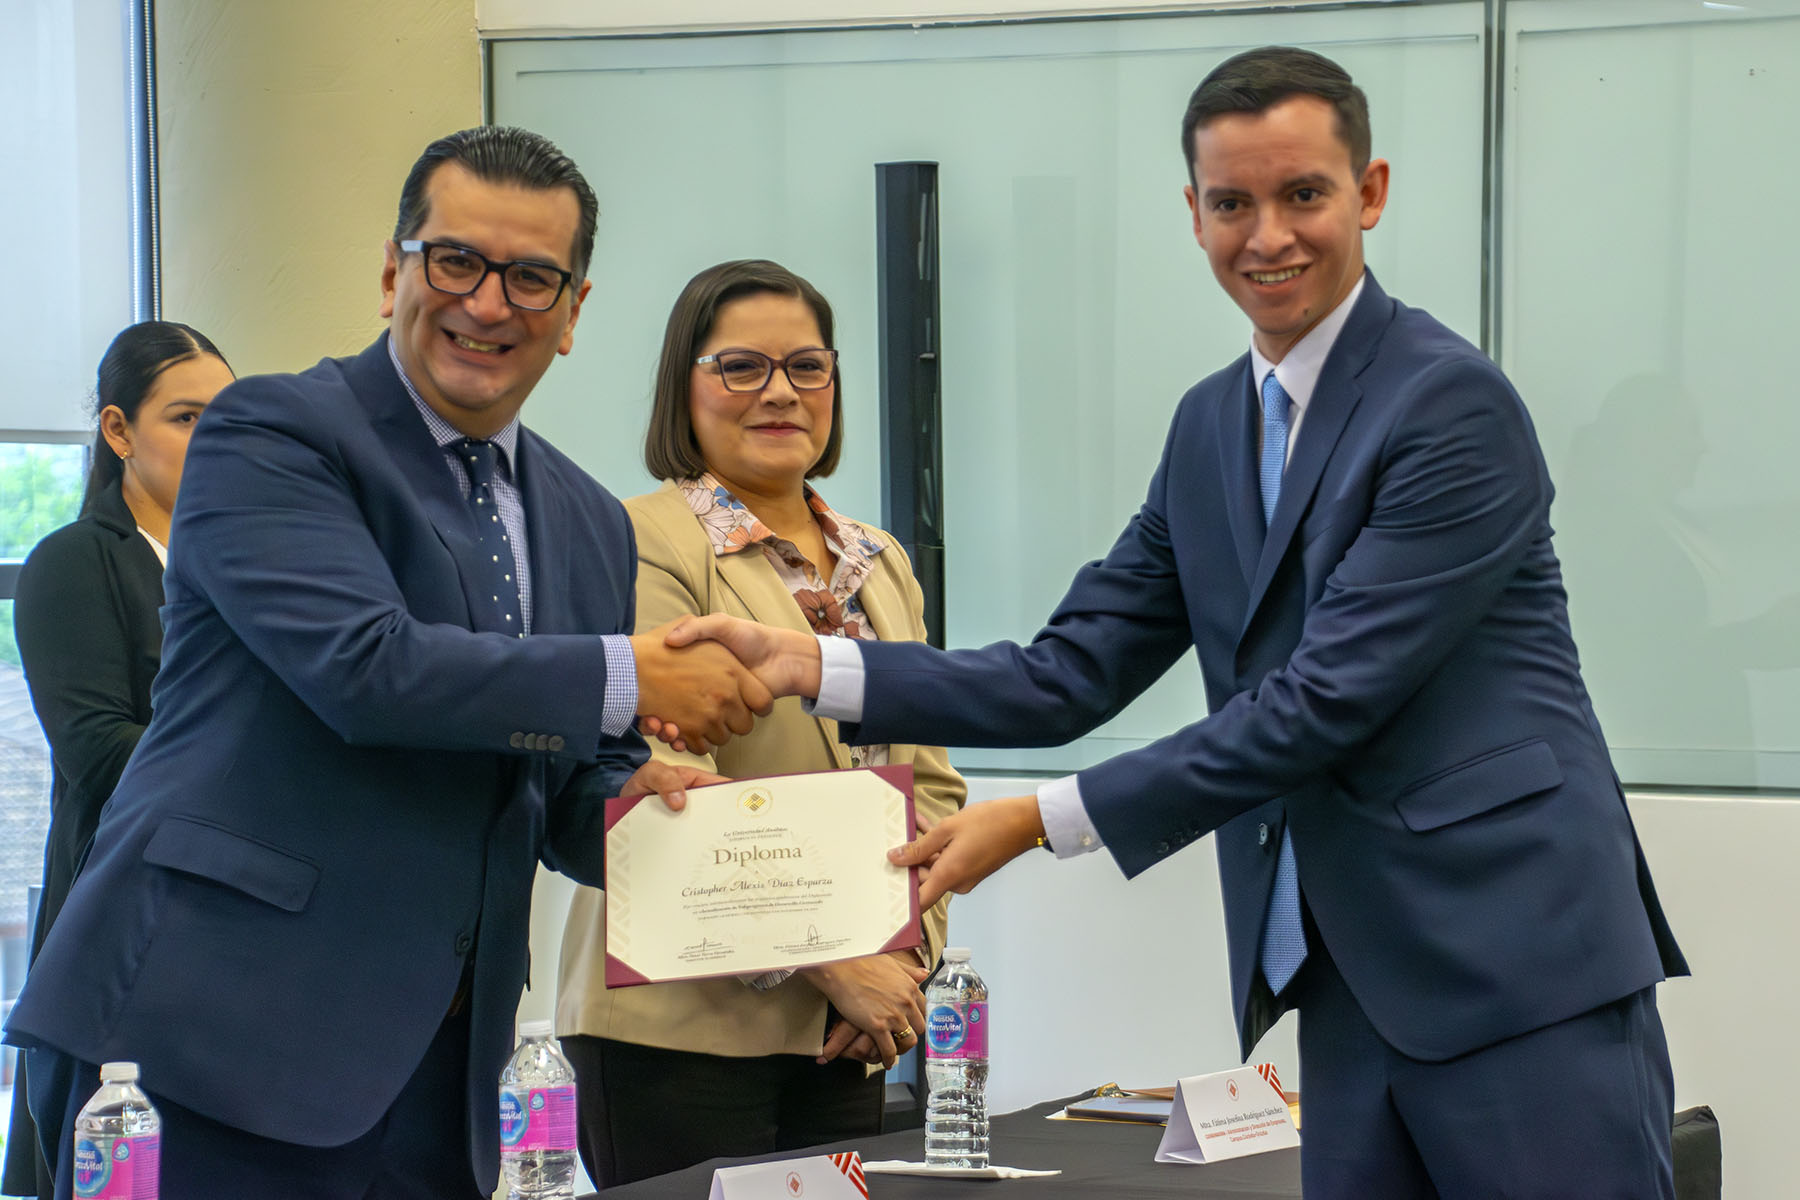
[742,968,794,990]
[1037,774,1103,858]
[599,634,638,739]
[807,634,865,722]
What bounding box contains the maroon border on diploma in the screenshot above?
[603,765,922,988]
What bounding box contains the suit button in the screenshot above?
[530,733,546,751]
[509,732,525,749]
[548,735,565,752]
[1258,823,1270,846]
[454,933,473,955]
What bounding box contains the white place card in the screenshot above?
[709,1151,867,1199]
[1155,1063,1300,1165]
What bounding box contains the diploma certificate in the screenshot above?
[604,765,921,987]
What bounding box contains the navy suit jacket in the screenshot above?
[5,336,647,1189]
[846,274,1686,1062]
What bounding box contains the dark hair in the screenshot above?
[644,260,843,482]
[392,126,599,284]
[1180,46,1371,183]
[82,321,230,515]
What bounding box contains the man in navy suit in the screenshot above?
[5,126,768,1198]
[667,48,1688,1197]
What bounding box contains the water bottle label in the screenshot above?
[73,1133,159,1199]
[925,1001,988,1059]
[499,1084,577,1152]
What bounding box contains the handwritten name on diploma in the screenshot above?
[683,876,835,897]
[604,766,920,986]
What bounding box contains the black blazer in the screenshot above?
[13,480,164,955]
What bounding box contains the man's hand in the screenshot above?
[889,794,1046,909]
[664,614,822,699]
[631,618,774,754]
[617,761,729,813]
[802,951,929,1069]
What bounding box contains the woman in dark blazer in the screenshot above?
[2,321,231,1198]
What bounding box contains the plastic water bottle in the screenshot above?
[923,947,990,1168]
[71,1061,161,1199]
[499,1020,578,1199]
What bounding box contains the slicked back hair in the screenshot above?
[1180,46,1372,183]
[393,126,599,283]
[83,321,230,515]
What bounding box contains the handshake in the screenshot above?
[625,613,1048,923]
[628,614,823,754]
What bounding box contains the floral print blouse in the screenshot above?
[677,474,890,767]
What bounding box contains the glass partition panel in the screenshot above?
[492,2,1486,771]
[1504,0,1800,787]
[0,0,134,432]
[0,438,84,1125]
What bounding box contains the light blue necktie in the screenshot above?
[1257,371,1307,993]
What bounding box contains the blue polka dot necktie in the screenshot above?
[458,438,525,638]
[1257,371,1307,994]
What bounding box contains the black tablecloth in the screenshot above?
[589,1096,1302,1198]
[587,1099,1721,1197]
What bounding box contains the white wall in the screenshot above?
[157,0,480,377]
[3,0,132,431]
[530,780,1794,1196]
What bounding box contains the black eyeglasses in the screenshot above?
[399,240,574,311]
[694,348,840,392]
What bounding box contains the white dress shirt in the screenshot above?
[137,528,168,567]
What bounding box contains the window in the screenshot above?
[0,437,87,1089]
[0,0,142,1148]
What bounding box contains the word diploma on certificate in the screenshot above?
[604,765,923,986]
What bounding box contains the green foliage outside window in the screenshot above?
[0,445,85,561]
[0,443,87,669]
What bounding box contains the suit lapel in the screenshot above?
[1217,357,1265,587]
[713,537,855,770]
[850,552,924,766]
[89,481,141,540]
[354,335,488,632]
[516,432,574,635]
[1241,276,1393,626]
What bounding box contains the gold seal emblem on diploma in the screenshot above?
[739,786,774,816]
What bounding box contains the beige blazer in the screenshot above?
[556,481,966,1058]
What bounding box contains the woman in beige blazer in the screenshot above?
[556,260,964,1188]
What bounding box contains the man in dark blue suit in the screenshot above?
[5,127,768,1198]
[668,48,1689,1197]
